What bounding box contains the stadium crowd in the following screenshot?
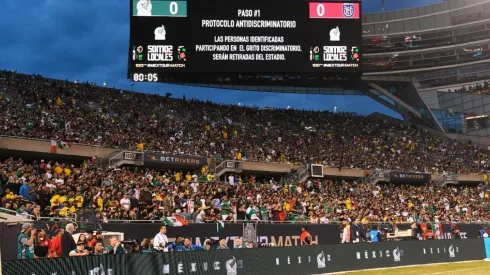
[2,157,490,228]
[1,70,490,173]
[450,80,490,95]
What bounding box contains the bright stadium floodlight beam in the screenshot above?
[103,82,108,87]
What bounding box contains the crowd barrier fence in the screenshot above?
[2,238,487,275]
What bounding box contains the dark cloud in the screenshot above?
[0,0,438,116]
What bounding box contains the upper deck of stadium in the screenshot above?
[362,0,490,75]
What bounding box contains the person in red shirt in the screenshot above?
[422,226,437,240]
[300,226,312,245]
[86,230,97,249]
[49,228,64,258]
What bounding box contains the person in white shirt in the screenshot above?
[120,194,131,211]
[228,175,235,185]
[153,225,169,252]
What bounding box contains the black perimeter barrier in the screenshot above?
[101,223,480,247]
[3,239,485,275]
[1,222,481,261]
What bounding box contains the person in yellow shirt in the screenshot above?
[136,142,144,151]
[54,165,63,174]
[56,97,62,106]
[236,152,242,160]
[97,197,104,211]
[185,172,192,182]
[74,192,84,208]
[59,201,70,216]
[59,194,68,205]
[345,198,352,210]
[223,131,228,139]
[50,194,61,207]
[64,167,72,177]
[5,189,17,200]
[175,171,182,182]
[201,165,208,174]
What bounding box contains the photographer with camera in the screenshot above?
[141,238,155,253]
[105,236,125,255]
[153,225,169,252]
[18,223,36,259]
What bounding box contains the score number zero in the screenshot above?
[168,1,179,15]
[315,4,326,17]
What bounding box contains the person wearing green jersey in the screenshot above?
[18,223,36,259]
[220,196,232,220]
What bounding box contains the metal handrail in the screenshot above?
[0,207,76,222]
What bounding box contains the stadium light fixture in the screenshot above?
[74,80,78,84]
[103,82,108,87]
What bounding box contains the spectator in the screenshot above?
[18,223,36,259]
[216,237,229,250]
[69,242,89,257]
[141,238,155,253]
[77,234,88,250]
[422,225,436,240]
[300,226,312,245]
[368,226,381,243]
[34,229,50,258]
[92,241,108,255]
[233,238,247,249]
[86,230,97,249]
[49,228,64,258]
[168,236,183,251]
[341,220,351,244]
[61,223,76,257]
[177,237,203,251]
[105,236,125,255]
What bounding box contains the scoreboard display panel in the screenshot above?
[129,0,362,81]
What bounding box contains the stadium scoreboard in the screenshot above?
[129,0,362,82]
